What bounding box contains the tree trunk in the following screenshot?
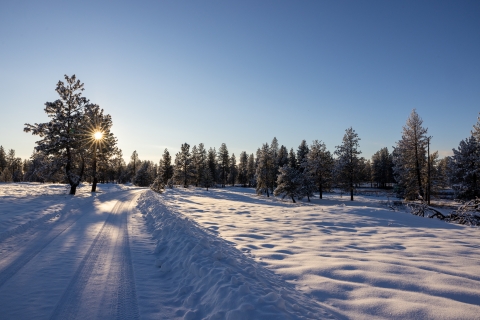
[291,195,296,203]
[414,136,424,199]
[91,147,98,192]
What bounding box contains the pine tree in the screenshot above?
[270,137,280,188]
[202,167,214,191]
[173,143,192,188]
[296,140,309,172]
[150,175,164,193]
[449,136,480,199]
[334,127,362,201]
[193,143,207,187]
[81,104,118,191]
[274,165,302,203]
[371,147,394,188]
[190,145,200,186]
[304,140,333,199]
[24,74,90,194]
[472,113,480,141]
[207,147,217,187]
[131,150,139,178]
[247,153,256,187]
[158,148,173,185]
[256,143,274,196]
[299,171,316,202]
[237,151,248,187]
[218,143,230,187]
[228,153,237,186]
[277,145,288,168]
[133,160,155,187]
[392,110,428,200]
[0,146,6,174]
[288,148,298,169]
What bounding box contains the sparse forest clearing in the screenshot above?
[1,183,479,319]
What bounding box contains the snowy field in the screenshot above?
[1,183,480,319]
[141,187,480,319]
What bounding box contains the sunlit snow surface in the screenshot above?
[141,187,480,319]
[1,183,480,319]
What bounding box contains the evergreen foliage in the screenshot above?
[247,153,256,187]
[296,140,309,172]
[133,160,155,187]
[371,147,394,188]
[237,151,248,187]
[392,110,428,200]
[304,140,334,199]
[218,143,230,187]
[24,75,89,194]
[449,136,480,199]
[173,143,193,188]
[334,127,362,201]
[158,148,173,185]
[274,165,302,203]
[256,143,274,196]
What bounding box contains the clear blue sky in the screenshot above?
[1,1,479,162]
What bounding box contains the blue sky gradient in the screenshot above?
[1,1,479,161]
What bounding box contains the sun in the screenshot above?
[94,131,103,140]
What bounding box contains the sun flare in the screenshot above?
[94,131,103,140]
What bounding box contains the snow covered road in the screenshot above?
[0,185,143,319]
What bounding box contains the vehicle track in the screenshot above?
[50,192,141,319]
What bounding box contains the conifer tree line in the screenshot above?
[10,74,480,201]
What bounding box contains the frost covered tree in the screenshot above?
[392,110,428,200]
[335,127,362,201]
[274,165,302,203]
[192,143,207,187]
[133,160,155,187]
[81,104,118,191]
[207,147,217,186]
[23,150,47,182]
[256,143,274,196]
[288,148,298,169]
[202,166,214,191]
[150,175,164,193]
[304,140,333,199]
[173,143,192,188]
[158,148,173,185]
[24,75,91,194]
[299,170,316,202]
[270,137,280,188]
[449,136,480,199]
[247,153,256,187]
[0,146,6,174]
[296,140,309,172]
[130,150,139,178]
[371,147,394,188]
[237,151,248,187]
[190,145,200,186]
[228,153,237,186]
[218,143,230,187]
[472,113,480,141]
[277,145,288,168]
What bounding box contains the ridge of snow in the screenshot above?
[138,190,336,319]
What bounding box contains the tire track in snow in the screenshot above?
[0,201,94,288]
[50,192,140,320]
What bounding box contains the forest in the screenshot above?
[2,75,479,206]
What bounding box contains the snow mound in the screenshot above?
[137,190,335,319]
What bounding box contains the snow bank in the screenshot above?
[137,190,335,319]
[146,187,480,320]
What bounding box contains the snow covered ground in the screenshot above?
[1,183,479,319]
[141,187,480,319]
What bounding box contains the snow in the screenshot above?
[1,182,479,319]
[140,187,480,319]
